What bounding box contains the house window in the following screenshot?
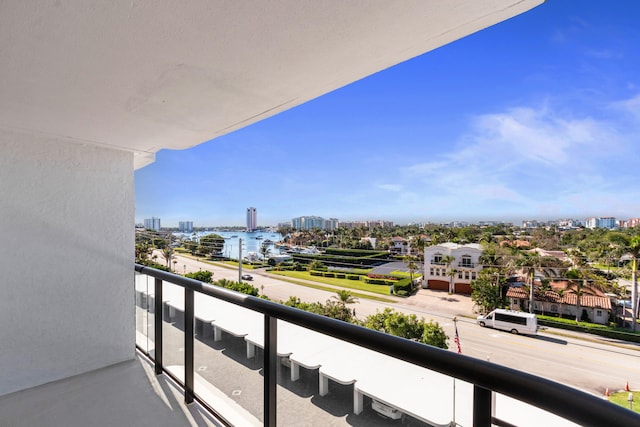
[460,255,473,268]
[430,268,434,276]
[464,271,469,280]
[471,272,476,280]
[512,299,518,305]
[458,271,462,279]
[596,310,602,317]
[551,304,558,312]
[433,253,443,264]
[435,269,440,276]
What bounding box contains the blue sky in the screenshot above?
[135,0,640,227]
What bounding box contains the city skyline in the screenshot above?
[135,1,640,227]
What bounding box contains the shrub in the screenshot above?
[364,278,388,285]
[348,275,360,280]
[336,273,346,279]
[310,270,323,276]
[323,272,335,278]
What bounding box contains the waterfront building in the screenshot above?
[178,221,193,233]
[246,207,257,231]
[143,217,161,231]
[291,215,337,231]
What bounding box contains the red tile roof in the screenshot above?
[506,287,611,310]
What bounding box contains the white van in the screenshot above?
[477,309,538,335]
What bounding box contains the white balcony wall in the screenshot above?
[0,130,134,396]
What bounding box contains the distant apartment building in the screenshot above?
[556,219,581,230]
[246,207,257,231]
[178,221,193,233]
[339,220,393,229]
[522,220,540,229]
[291,215,338,231]
[628,218,640,228]
[424,243,483,295]
[144,217,161,231]
[477,221,498,227]
[585,217,616,229]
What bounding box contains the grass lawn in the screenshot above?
[271,270,395,296]
[609,391,640,414]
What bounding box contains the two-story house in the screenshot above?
[424,243,483,294]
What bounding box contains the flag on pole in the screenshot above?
[454,320,462,354]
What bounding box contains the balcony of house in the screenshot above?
[458,262,476,269]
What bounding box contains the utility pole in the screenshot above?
[238,238,243,282]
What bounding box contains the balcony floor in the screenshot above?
[0,353,224,427]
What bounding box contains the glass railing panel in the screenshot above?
[162,280,186,385]
[276,321,452,426]
[193,293,264,426]
[134,272,154,355]
[494,392,580,427]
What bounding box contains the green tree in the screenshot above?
[609,233,640,331]
[403,255,419,288]
[331,289,358,306]
[442,255,456,293]
[198,233,225,258]
[362,308,448,349]
[308,260,326,271]
[556,288,565,319]
[185,270,213,283]
[471,273,503,313]
[510,251,542,313]
[566,271,588,323]
[260,243,271,265]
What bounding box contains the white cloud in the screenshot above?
[395,100,639,220]
[377,183,403,192]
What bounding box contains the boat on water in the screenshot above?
[255,236,263,240]
[230,235,238,238]
[263,239,273,243]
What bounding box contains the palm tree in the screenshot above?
[332,289,358,306]
[162,245,173,268]
[512,251,542,313]
[556,288,565,319]
[614,235,640,331]
[442,255,456,293]
[403,255,419,289]
[566,276,587,323]
[260,243,271,265]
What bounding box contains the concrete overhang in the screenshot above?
[0,1,543,169]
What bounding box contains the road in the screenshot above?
[156,252,640,397]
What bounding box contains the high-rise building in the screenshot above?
[291,215,339,230]
[144,217,161,231]
[246,207,257,231]
[178,221,193,233]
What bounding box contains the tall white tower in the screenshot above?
[246,207,257,232]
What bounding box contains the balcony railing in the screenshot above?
[458,262,475,268]
[134,263,639,427]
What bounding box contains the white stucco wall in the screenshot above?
[0,130,134,396]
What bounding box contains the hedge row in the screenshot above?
[323,248,389,258]
[538,317,640,343]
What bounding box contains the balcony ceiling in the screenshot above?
[0,1,543,168]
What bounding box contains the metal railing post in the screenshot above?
[185,287,195,404]
[263,315,277,427]
[473,385,492,427]
[154,277,163,375]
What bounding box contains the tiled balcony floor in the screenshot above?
[0,354,224,427]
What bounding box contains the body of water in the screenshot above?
[174,230,285,260]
